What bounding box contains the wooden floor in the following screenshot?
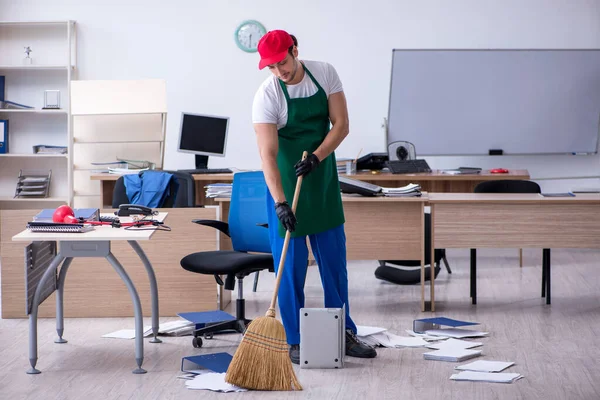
[1,248,600,400]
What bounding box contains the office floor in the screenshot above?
[1,248,600,400]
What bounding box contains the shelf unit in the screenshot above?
[70,79,167,208]
[0,20,76,210]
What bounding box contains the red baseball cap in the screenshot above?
[257,30,294,70]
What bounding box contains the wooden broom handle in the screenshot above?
[266,151,307,317]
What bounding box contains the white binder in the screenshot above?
[299,306,345,369]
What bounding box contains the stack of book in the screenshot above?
[205,183,232,198]
[381,183,422,197]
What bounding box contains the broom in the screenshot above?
[224,151,308,391]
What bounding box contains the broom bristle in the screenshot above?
[225,316,302,391]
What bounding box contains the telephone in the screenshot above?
[115,204,155,216]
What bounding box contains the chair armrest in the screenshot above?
[192,219,230,237]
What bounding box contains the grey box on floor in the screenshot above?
[299,306,345,369]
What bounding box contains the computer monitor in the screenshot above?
[177,112,229,169]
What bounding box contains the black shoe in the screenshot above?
[345,329,377,359]
[289,344,300,364]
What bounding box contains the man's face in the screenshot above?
[268,53,298,83]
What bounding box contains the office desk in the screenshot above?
[429,193,600,311]
[216,194,433,311]
[12,213,170,375]
[90,169,529,208]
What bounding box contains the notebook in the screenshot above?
[26,222,94,233]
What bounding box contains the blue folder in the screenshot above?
[413,317,479,333]
[0,119,8,154]
[0,76,5,101]
[177,310,236,330]
[181,352,233,374]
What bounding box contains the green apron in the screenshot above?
[276,64,345,238]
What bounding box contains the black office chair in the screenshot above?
[374,213,451,285]
[180,171,274,348]
[472,179,550,304]
[112,170,195,208]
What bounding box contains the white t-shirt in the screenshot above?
[252,59,343,130]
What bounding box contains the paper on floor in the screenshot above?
[405,330,448,341]
[102,329,137,339]
[425,328,489,338]
[455,360,515,373]
[426,338,483,350]
[185,372,247,392]
[357,325,387,337]
[450,371,523,383]
[423,348,482,362]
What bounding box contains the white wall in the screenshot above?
[2,0,600,191]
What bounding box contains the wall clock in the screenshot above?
[234,20,267,53]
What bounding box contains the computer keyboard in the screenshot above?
[178,168,233,174]
[387,159,432,174]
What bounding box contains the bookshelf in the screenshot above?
[0,20,76,210]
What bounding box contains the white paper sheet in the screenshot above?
[185,372,247,392]
[426,338,483,350]
[102,329,137,339]
[405,329,448,341]
[455,360,515,373]
[425,328,489,338]
[423,348,482,362]
[357,325,388,337]
[450,371,523,383]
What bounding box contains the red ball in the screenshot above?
[53,205,75,223]
[63,215,78,224]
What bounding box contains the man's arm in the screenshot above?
[312,91,350,162]
[254,123,286,203]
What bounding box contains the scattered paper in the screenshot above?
[357,325,388,337]
[405,330,447,341]
[455,360,515,373]
[426,338,482,350]
[185,372,247,392]
[450,371,523,383]
[425,328,489,339]
[423,348,482,362]
[102,329,137,339]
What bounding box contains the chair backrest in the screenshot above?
[228,171,271,254]
[474,179,541,194]
[111,170,195,208]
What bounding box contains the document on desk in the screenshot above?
[450,371,523,383]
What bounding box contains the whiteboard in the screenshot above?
[386,50,600,155]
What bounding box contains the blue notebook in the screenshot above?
[181,352,233,374]
[33,208,100,222]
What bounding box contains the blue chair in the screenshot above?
[180,171,273,346]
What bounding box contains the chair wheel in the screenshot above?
[203,333,213,340]
[378,260,386,267]
[192,337,203,348]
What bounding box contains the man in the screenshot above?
[252,29,377,364]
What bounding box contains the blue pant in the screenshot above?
[267,194,357,345]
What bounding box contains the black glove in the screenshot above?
[275,201,296,232]
[294,153,320,177]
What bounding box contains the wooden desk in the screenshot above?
[216,194,432,311]
[429,193,600,311]
[1,208,225,319]
[90,169,529,208]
